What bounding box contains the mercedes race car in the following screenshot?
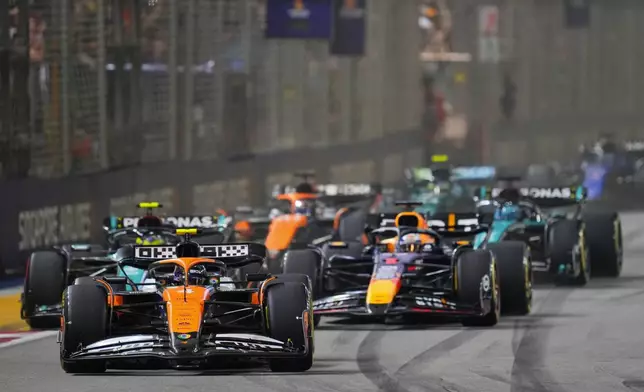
[404,165,496,215]
[472,185,622,285]
[21,202,232,329]
[281,203,531,326]
[59,229,313,373]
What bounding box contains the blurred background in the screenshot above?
[1,0,642,274]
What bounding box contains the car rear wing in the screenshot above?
[451,166,497,184]
[271,183,381,197]
[104,215,231,231]
[426,212,481,232]
[133,242,267,263]
[476,186,587,207]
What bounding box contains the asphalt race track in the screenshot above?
[2,213,644,392]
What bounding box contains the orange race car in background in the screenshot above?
[253,177,388,273]
[58,229,314,374]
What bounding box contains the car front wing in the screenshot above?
[313,289,489,317]
[62,333,310,364]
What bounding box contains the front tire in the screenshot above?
[60,284,108,373]
[456,250,500,327]
[266,282,313,372]
[486,241,532,315]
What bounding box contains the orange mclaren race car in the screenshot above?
[22,202,233,329]
[257,180,385,272]
[59,229,314,373]
[281,202,531,326]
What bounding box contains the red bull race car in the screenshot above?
[282,202,531,326]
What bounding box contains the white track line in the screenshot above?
[0,331,57,349]
[0,333,36,338]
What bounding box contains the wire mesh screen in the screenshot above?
[8,0,425,180]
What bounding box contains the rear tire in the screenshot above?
[456,250,499,327]
[486,241,532,315]
[60,284,108,373]
[23,251,67,330]
[548,220,589,286]
[266,282,313,372]
[584,211,622,278]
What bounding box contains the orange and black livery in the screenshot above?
[262,175,384,272]
[58,228,314,374]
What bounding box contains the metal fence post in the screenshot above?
[168,0,178,160]
[214,0,225,157]
[60,0,71,174]
[242,0,253,143]
[0,0,10,174]
[183,0,196,161]
[97,0,109,169]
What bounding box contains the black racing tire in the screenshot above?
[266,282,313,372]
[584,211,622,278]
[273,273,318,344]
[23,251,67,330]
[60,284,108,373]
[282,250,321,327]
[548,220,589,286]
[283,250,320,282]
[486,241,532,315]
[456,250,499,327]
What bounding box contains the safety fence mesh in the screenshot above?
[2,0,425,180]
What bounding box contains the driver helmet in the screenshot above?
[136,233,166,245]
[293,200,314,216]
[399,232,434,253]
[188,265,208,286]
[137,215,163,228]
[494,204,522,221]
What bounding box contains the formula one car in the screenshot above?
[21,202,231,329]
[281,203,530,326]
[578,137,644,199]
[405,165,496,215]
[257,176,385,273]
[59,229,313,373]
[473,185,622,284]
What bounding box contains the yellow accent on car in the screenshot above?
[366,280,398,305]
[138,202,161,209]
[614,219,621,253]
[431,154,449,162]
[176,228,198,235]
